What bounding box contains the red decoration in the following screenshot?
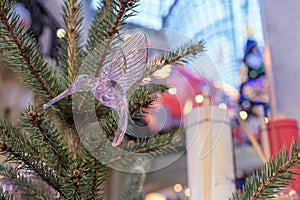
[267,119,299,156]
[267,118,300,195]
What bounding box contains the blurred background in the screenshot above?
[1,0,300,199]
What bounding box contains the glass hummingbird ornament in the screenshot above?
[43,31,148,147]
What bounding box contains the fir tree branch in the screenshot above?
[60,0,84,86]
[0,116,66,198]
[1,143,66,198]
[66,0,80,85]
[76,0,139,110]
[134,41,205,85]
[0,164,54,200]
[0,7,52,97]
[128,84,168,125]
[62,165,87,200]
[230,140,300,200]
[92,157,98,200]
[119,162,148,200]
[95,0,138,76]
[0,1,69,118]
[36,123,68,169]
[0,185,14,200]
[100,132,181,166]
[97,84,167,138]
[18,106,71,173]
[86,0,139,56]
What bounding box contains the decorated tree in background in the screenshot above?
[1,1,300,200]
[238,34,269,119]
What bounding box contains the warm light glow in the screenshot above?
[218,103,227,110]
[264,117,269,124]
[173,184,183,193]
[123,34,132,41]
[145,193,166,200]
[289,190,296,196]
[153,64,171,79]
[239,111,248,120]
[184,188,190,197]
[142,77,151,83]
[56,28,66,38]
[195,94,204,103]
[183,99,193,115]
[168,87,177,95]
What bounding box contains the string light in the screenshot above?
[195,94,204,103]
[264,117,269,124]
[56,28,66,38]
[145,193,166,200]
[183,99,193,115]
[239,111,248,120]
[218,103,227,110]
[173,184,183,193]
[184,188,190,197]
[123,34,132,41]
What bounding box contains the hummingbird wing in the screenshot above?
[103,30,148,91]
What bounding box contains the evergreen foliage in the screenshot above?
[1,0,298,199]
[0,0,203,199]
[230,140,300,200]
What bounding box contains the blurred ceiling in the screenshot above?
[91,0,265,87]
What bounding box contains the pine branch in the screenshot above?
[61,162,95,200]
[92,157,98,200]
[0,116,66,198]
[88,154,109,200]
[71,139,111,200]
[0,185,14,200]
[0,1,69,118]
[119,160,148,200]
[128,84,168,125]
[230,140,300,200]
[98,131,182,167]
[0,164,54,200]
[96,84,168,139]
[134,41,205,85]
[86,0,139,56]
[18,106,72,172]
[60,0,85,86]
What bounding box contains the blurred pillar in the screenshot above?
[185,106,235,200]
[261,0,300,125]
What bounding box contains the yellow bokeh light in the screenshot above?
[195,94,204,103]
[289,190,296,196]
[184,188,190,197]
[142,77,151,84]
[218,103,227,110]
[168,87,177,95]
[56,28,66,38]
[145,193,166,200]
[264,117,269,124]
[183,99,193,115]
[239,111,248,120]
[173,184,182,193]
[123,34,132,41]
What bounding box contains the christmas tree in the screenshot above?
[0,0,300,199]
[0,0,204,199]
